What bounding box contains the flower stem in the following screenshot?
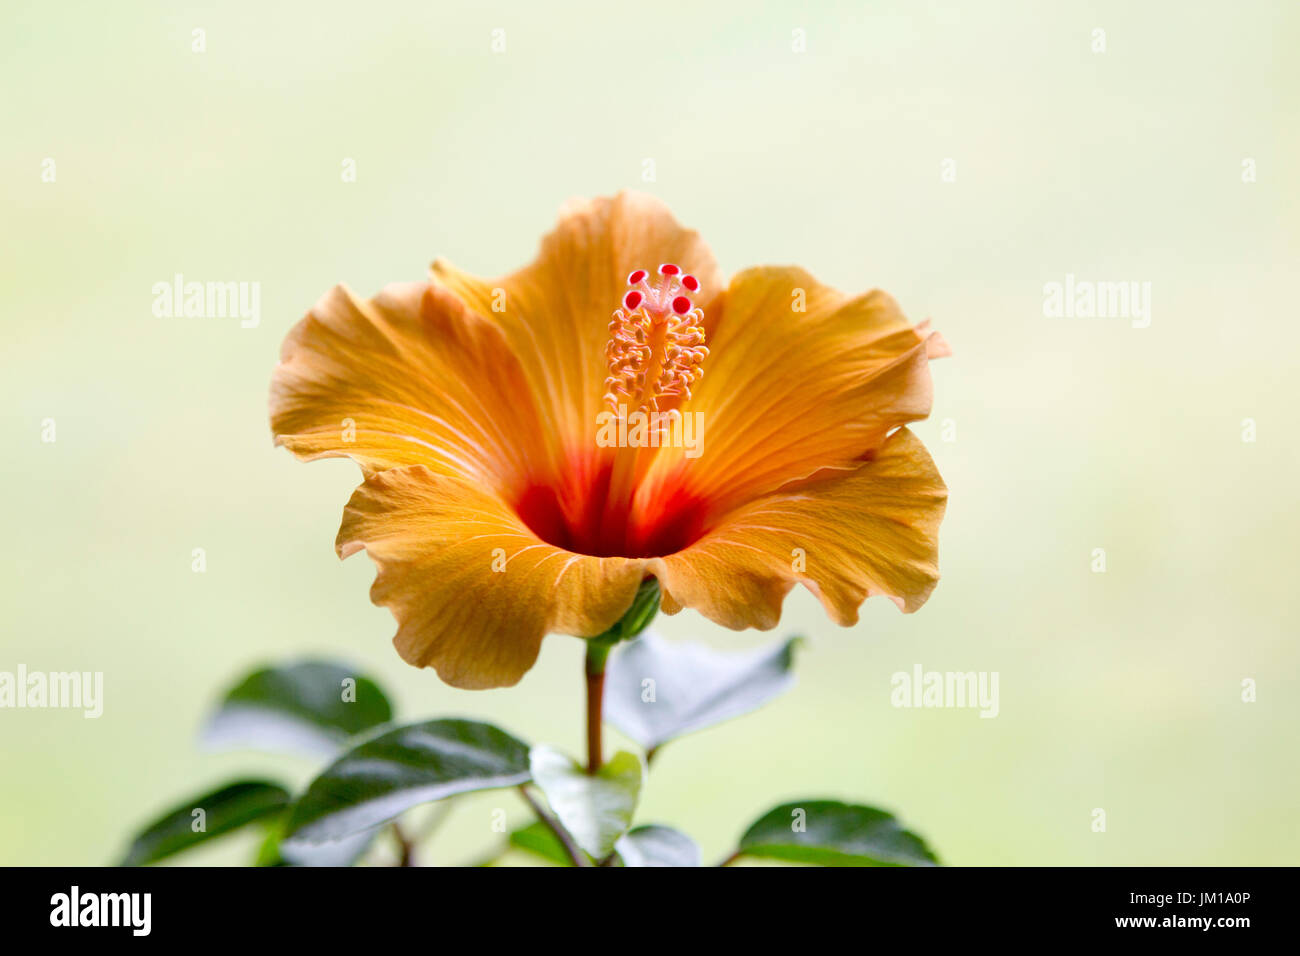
[585,639,611,775]
[390,822,416,867]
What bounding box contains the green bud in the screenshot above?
[585,578,662,676]
[612,577,661,642]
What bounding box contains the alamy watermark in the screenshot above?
[152,273,260,328]
[1043,274,1151,328]
[50,886,150,936]
[0,665,103,718]
[595,405,705,458]
[891,664,999,718]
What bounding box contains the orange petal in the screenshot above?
[648,428,947,630]
[637,266,943,521]
[336,466,648,689]
[430,192,723,470]
[270,281,553,496]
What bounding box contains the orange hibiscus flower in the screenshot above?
[270,193,949,689]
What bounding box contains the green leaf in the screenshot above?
[738,800,939,866]
[528,745,643,860]
[604,631,800,752]
[202,659,393,758]
[281,830,376,867]
[615,825,701,867]
[120,780,290,866]
[255,814,376,867]
[284,718,531,846]
[507,821,575,866]
[253,819,290,867]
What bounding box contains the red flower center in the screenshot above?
[516,265,712,558]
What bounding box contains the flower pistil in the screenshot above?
[603,264,709,418]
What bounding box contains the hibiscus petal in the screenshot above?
[429,192,724,464]
[336,466,648,689]
[638,266,943,521]
[270,281,552,494]
[649,428,947,630]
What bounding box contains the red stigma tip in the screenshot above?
[658,263,680,276]
[627,269,647,285]
[681,274,699,292]
[671,295,691,315]
[624,291,643,310]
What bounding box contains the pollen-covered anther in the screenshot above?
[605,265,709,415]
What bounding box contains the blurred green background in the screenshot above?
[2,0,1297,866]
